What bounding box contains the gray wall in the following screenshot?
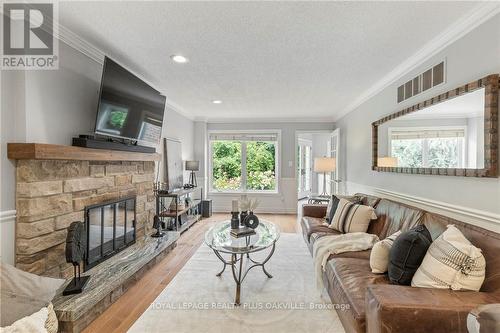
[0,42,195,264]
[335,14,500,221]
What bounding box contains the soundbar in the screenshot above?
[72,137,156,153]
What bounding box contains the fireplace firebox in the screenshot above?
[84,196,136,271]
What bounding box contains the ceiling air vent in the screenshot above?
[397,61,445,103]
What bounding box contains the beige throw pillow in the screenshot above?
[0,263,65,326]
[411,225,486,291]
[329,198,377,233]
[370,231,401,274]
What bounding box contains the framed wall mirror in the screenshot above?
[372,74,498,177]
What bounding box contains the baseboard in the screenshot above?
[345,181,500,232]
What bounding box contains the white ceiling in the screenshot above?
[59,1,486,122]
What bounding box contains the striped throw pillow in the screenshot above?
[370,231,401,273]
[325,195,362,224]
[411,225,485,291]
[329,198,377,233]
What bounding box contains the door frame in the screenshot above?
[297,138,313,199]
[294,130,335,203]
[329,128,340,194]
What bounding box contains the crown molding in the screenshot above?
[58,23,105,64]
[334,2,500,122]
[199,116,335,124]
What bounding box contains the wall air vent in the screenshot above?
[397,60,445,103]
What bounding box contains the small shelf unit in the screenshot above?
[155,187,203,233]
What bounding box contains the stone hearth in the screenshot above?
[15,159,156,278]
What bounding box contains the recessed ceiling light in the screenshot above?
[212,100,222,104]
[170,55,189,63]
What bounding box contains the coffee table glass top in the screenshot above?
[205,220,280,254]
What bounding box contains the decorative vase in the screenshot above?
[240,211,248,226]
[231,212,240,229]
[244,211,259,229]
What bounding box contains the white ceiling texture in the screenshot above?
[59,1,491,122]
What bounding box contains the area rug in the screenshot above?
[129,233,345,333]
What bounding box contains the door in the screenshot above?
[328,129,340,194]
[297,139,312,199]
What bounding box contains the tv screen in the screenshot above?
[95,57,166,144]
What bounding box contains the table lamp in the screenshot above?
[185,161,200,187]
[314,157,336,197]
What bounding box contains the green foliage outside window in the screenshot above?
[392,138,461,168]
[212,141,276,191]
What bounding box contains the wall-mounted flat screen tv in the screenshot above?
[95,57,166,144]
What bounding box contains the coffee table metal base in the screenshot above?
[212,243,275,305]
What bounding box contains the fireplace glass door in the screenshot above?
[85,196,136,270]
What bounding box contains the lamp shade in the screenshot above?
[313,157,336,173]
[378,157,398,167]
[185,160,200,171]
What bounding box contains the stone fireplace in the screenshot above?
[14,158,156,278]
[7,143,181,332]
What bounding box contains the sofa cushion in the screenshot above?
[301,216,337,242]
[368,198,425,239]
[388,225,432,285]
[354,193,381,208]
[0,263,65,326]
[412,225,486,291]
[324,258,389,331]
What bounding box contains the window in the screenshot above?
[209,131,279,192]
[389,127,465,168]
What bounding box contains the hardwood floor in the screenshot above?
[82,213,302,333]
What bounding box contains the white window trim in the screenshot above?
[208,129,281,195]
[388,125,467,168]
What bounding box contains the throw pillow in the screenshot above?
[370,230,402,274]
[325,195,361,224]
[0,263,65,326]
[388,225,432,285]
[0,305,49,333]
[329,198,377,233]
[411,225,485,291]
[45,303,58,333]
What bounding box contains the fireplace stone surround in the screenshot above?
[7,143,184,332]
[12,150,158,278]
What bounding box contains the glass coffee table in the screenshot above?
[205,220,280,305]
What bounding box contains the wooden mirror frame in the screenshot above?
[372,74,498,177]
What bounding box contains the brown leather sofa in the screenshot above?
[301,193,500,333]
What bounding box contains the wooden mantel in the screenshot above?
[7,143,161,161]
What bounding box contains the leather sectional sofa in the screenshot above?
[301,193,500,333]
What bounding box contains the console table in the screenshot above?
[155,187,203,233]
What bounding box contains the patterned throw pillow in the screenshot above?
[325,195,361,224]
[412,225,485,291]
[329,198,377,233]
[370,231,402,274]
